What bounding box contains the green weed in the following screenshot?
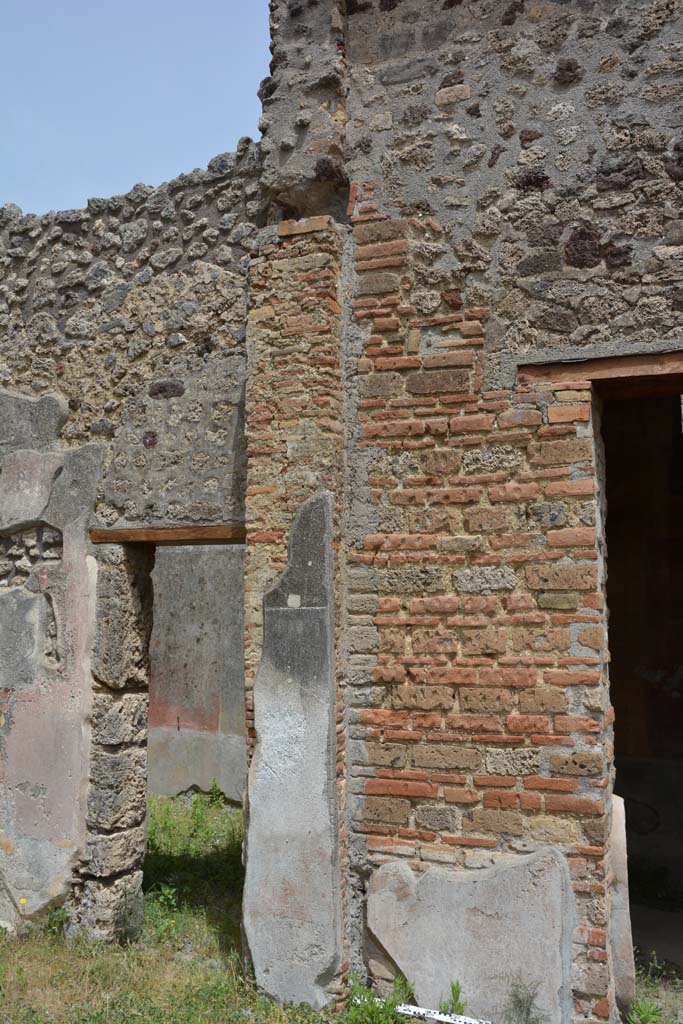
[154,882,179,912]
[0,796,262,1024]
[626,997,664,1024]
[632,947,683,1024]
[439,980,466,1016]
[346,974,414,1024]
[45,906,70,937]
[207,778,224,807]
[502,978,548,1024]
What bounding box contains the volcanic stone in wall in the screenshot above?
[100,351,246,528]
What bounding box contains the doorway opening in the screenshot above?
[144,542,248,959]
[601,392,683,974]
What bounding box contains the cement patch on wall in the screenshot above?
[367,849,575,1023]
[242,493,342,1009]
[148,545,247,801]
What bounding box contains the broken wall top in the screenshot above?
[0,141,264,528]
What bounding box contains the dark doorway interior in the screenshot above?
[602,394,683,969]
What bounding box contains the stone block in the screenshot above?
[0,391,66,456]
[412,744,482,771]
[0,589,48,692]
[42,446,103,530]
[435,84,471,106]
[91,693,148,746]
[367,848,575,1022]
[85,825,147,878]
[87,748,147,831]
[454,565,517,594]
[0,418,101,929]
[92,547,153,691]
[610,796,636,1012]
[0,450,64,529]
[362,796,411,825]
[68,871,143,942]
[243,494,342,1009]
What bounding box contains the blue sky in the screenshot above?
[0,1,270,214]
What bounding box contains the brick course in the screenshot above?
[345,183,614,1017]
[240,174,627,1019]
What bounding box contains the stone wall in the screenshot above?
[68,542,154,940]
[333,5,682,1021]
[0,392,101,932]
[259,0,347,214]
[343,186,611,1022]
[2,1,682,1020]
[243,218,346,1005]
[0,143,262,931]
[343,0,683,388]
[0,141,263,527]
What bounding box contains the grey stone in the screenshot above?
[120,219,148,252]
[68,871,143,942]
[0,876,20,933]
[91,693,149,746]
[87,748,147,830]
[85,825,147,877]
[367,849,575,1022]
[0,589,49,692]
[150,247,182,270]
[461,445,522,475]
[148,379,185,400]
[0,450,64,532]
[610,796,636,1013]
[454,565,517,594]
[0,445,102,535]
[42,446,103,531]
[243,494,342,1009]
[572,961,609,998]
[485,747,541,775]
[92,546,153,691]
[0,390,66,456]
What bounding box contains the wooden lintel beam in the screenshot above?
[89,525,246,546]
[517,349,683,386]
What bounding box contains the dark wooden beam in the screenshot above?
[89,524,247,546]
[518,350,683,386]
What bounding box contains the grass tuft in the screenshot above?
[3,798,680,1024]
[0,795,327,1024]
[631,948,683,1024]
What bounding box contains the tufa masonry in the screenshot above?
[2,1,683,1021]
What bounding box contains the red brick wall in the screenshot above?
[243,197,619,1019]
[244,216,349,996]
[245,216,345,689]
[346,183,614,1021]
